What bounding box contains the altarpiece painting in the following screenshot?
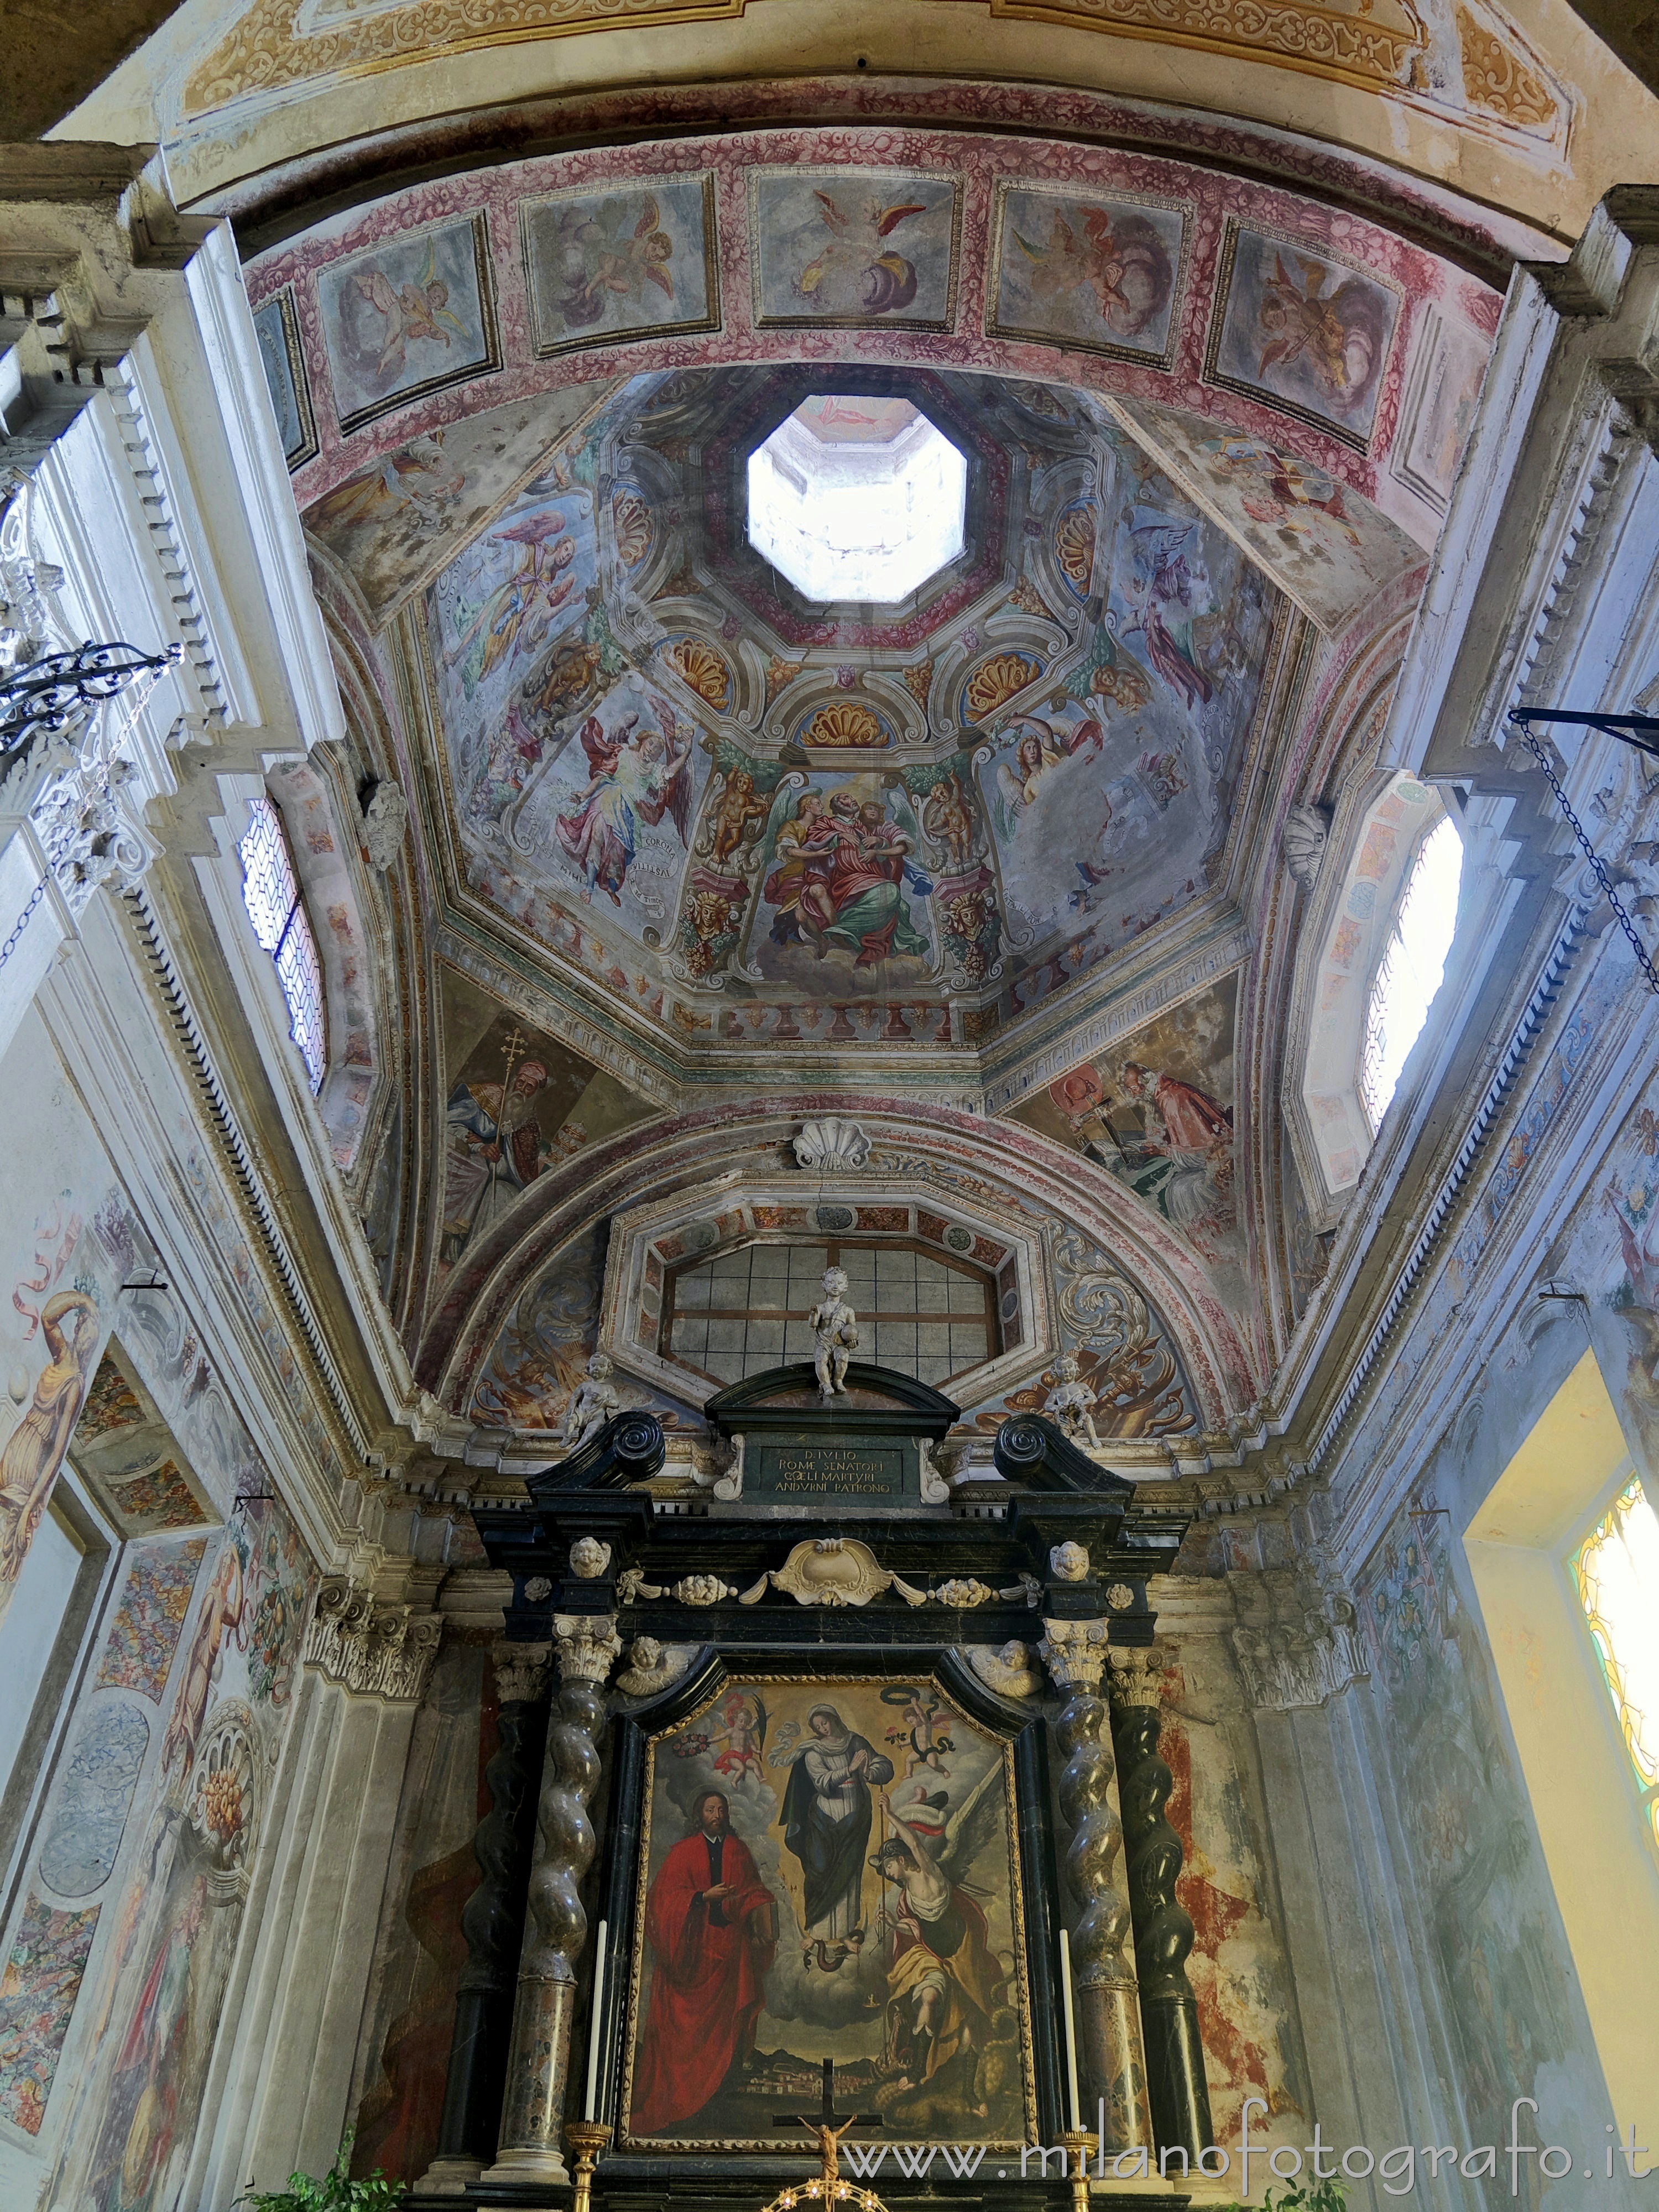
[622,1674,1036,2150]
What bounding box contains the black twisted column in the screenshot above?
[1040,1617,1152,2157]
[1107,1646,1213,2163]
[487,1613,620,2185]
[421,1640,550,2192]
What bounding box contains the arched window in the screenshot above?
[1572,1470,1659,1854]
[239,795,327,1094]
[1358,813,1463,1130]
[1297,775,1462,1210]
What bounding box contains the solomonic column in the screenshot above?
[421,1640,551,2194]
[486,1614,621,2185]
[1107,1646,1213,2163]
[1039,1616,1152,2156]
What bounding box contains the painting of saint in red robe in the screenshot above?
[630,1790,778,2134]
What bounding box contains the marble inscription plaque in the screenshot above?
[749,1442,905,1502]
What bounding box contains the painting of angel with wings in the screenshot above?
[319,216,498,430]
[445,507,582,698]
[523,178,718,352]
[1211,223,1399,443]
[752,170,960,329]
[554,700,694,905]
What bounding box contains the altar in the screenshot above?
[411,1364,1211,2209]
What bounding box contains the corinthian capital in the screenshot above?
[552,1614,622,1685]
[1038,1615,1109,1690]
[1105,1646,1166,1709]
[492,1639,553,1705]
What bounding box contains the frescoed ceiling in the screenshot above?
[406,364,1280,1055]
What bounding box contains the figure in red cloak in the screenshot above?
[1119,1061,1232,1153]
[630,1790,778,2135]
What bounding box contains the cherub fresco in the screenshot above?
[1008,204,1173,342]
[1123,520,1215,709]
[552,194,676,328]
[308,430,466,541]
[334,239,468,393]
[1254,251,1389,415]
[990,708,1104,838]
[555,703,694,905]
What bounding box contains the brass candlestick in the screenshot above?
[565,2119,611,2212]
[1061,2128,1097,2212]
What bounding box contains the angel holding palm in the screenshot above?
[873,1794,1008,2105]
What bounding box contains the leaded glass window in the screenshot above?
[1572,1471,1659,1853]
[662,1240,995,1389]
[239,795,326,1094]
[1358,813,1462,1130]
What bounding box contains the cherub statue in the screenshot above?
[1044,1350,1102,1449]
[808,1267,859,1399]
[563,1352,619,1449]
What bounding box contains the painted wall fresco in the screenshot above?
[317,215,499,434]
[1112,398,1421,633]
[1159,1645,1310,2162]
[351,1643,494,2186]
[0,1020,139,1628]
[248,127,1501,568]
[1359,1498,1577,2199]
[623,1677,1034,2147]
[988,185,1186,364]
[252,290,317,473]
[749,170,961,330]
[306,384,616,625]
[1207,222,1402,451]
[469,1220,693,1431]
[70,1347,215,1538]
[94,1542,209,1701]
[41,1493,315,2212]
[523,177,718,354]
[0,1896,100,2137]
[1005,973,1243,1285]
[1389,305,1491,514]
[440,967,655,1276]
[38,1703,151,1900]
[964,1229,1198,1437]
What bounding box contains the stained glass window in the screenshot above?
[1359,814,1462,1130]
[238,795,326,1094]
[1572,1471,1659,1852]
[664,1241,995,1388]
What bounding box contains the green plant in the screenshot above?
[235,2131,405,2212]
[1265,2183,1349,2212]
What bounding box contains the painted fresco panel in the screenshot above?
[252,289,318,471]
[439,968,654,1275]
[1112,399,1418,633]
[96,1553,208,1714]
[989,184,1186,364]
[749,170,961,331]
[1390,306,1490,513]
[1207,221,1401,450]
[38,1702,150,1899]
[1006,973,1240,1271]
[522,177,718,355]
[623,1677,1034,2148]
[317,215,499,434]
[0,1895,100,2136]
[742,771,939,999]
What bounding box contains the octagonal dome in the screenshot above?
[746,394,967,604]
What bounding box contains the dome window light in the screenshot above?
[747,395,967,605]
[1358,813,1462,1131]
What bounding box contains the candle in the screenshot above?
[583,1919,608,2122]
[1058,1927,1082,2132]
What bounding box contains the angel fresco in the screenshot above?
[554,702,693,905]
[1008,204,1173,343]
[553,194,675,329]
[1255,251,1390,417]
[990,709,1103,839]
[445,510,580,697]
[337,240,467,392]
[1123,520,1215,711]
[797,190,930,316]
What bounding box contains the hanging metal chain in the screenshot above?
[1517,725,1659,999]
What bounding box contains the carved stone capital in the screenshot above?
[1229,1567,1368,1711]
[305,1576,443,1702]
[1105,1646,1167,1708]
[492,1639,552,1705]
[1039,1615,1109,1690]
[552,1614,622,1685]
